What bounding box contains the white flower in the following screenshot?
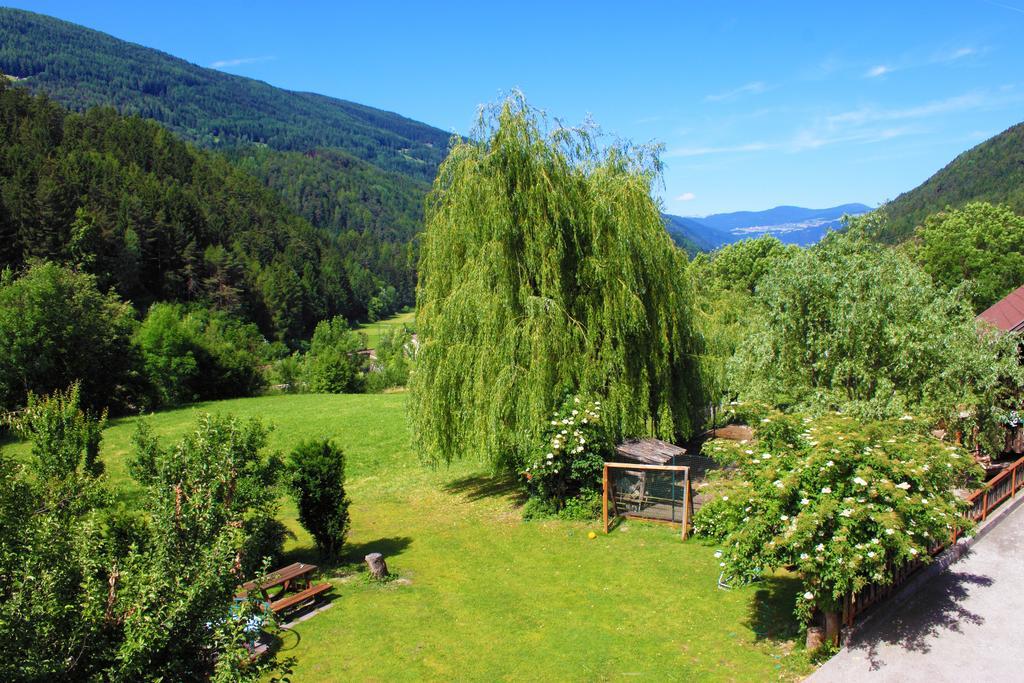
[908,548,919,556]
[773,480,784,488]
[815,543,825,552]
[780,515,789,521]
[896,482,911,490]
[922,498,929,505]
[761,453,772,460]
[722,496,729,501]
[900,414,914,421]
[826,460,834,467]
[853,477,867,486]
[546,453,554,460]
[867,551,876,558]
[550,421,557,426]
[714,550,723,558]
[571,410,579,416]
[821,487,832,494]
[800,498,810,506]
[720,562,726,567]
[761,418,771,423]
[950,452,961,459]
[840,508,853,517]
[745,449,754,455]
[800,553,809,560]
[885,528,894,536]
[804,591,814,600]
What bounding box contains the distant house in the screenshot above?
[977,284,1024,332]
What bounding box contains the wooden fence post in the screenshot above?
[681,473,692,541]
[602,465,609,534]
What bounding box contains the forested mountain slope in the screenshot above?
[883,122,1024,241]
[0,80,362,342]
[0,8,450,181]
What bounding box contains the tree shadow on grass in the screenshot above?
[442,473,527,505]
[746,573,803,642]
[848,568,992,671]
[280,536,413,574]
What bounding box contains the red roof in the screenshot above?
[977,283,1024,332]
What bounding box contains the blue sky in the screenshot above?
[9,0,1024,215]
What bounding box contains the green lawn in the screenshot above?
[6,394,811,680]
[356,310,415,350]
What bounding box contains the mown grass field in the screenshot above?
[7,393,811,681]
[356,310,415,349]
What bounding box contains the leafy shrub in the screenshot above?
[0,385,110,680]
[272,352,308,393]
[522,395,613,517]
[305,317,367,393]
[135,303,268,407]
[365,326,414,392]
[287,439,351,559]
[0,262,143,413]
[694,410,981,625]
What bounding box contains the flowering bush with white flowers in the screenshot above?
[694,409,982,628]
[522,395,614,518]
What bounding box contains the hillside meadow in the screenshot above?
[5,393,811,680]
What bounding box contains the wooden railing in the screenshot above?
[842,454,1024,629]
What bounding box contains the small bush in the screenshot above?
[305,317,367,393]
[287,439,351,559]
[365,326,414,392]
[522,395,613,518]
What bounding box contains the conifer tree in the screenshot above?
[411,94,703,470]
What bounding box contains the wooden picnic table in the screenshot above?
[237,565,321,606]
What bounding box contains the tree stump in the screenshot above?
[805,626,825,652]
[365,552,389,580]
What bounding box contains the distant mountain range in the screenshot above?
[665,203,872,253]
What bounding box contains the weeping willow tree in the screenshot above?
[410,94,704,470]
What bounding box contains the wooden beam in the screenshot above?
[603,462,690,472]
[602,464,609,534]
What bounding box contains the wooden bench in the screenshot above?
[269,582,332,614]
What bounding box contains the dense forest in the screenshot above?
[882,121,1024,241]
[0,8,448,310]
[0,9,450,181]
[0,79,366,340]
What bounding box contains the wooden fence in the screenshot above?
[842,454,1024,629]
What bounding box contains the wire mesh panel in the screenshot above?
[603,463,692,539]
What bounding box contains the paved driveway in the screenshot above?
[809,501,1024,682]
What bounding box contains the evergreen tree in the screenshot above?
[410,95,703,470]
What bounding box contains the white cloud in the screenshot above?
[949,47,976,60]
[865,65,891,78]
[675,192,697,201]
[209,56,276,69]
[666,142,772,158]
[667,88,1020,159]
[704,81,768,103]
[825,91,1003,127]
